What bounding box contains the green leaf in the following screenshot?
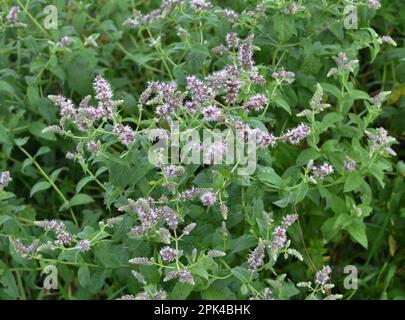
[77,266,91,287]
[30,181,52,197]
[69,193,94,207]
[76,176,96,193]
[257,167,282,186]
[344,172,363,193]
[169,282,194,300]
[231,267,251,283]
[0,216,11,226]
[345,219,368,249]
[273,95,291,114]
[0,81,15,96]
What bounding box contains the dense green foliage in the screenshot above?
[0,0,404,300]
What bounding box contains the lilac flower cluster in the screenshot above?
[189,0,212,11]
[56,36,72,48]
[327,52,358,77]
[272,67,295,82]
[10,239,38,258]
[207,250,226,258]
[0,171,12,190]
[204,141,227,164]
[159,246,178,263]
[202,105,223,122]
[162,165,185,178]
[113,124,136,145]
[48,75,127,137]
[200,191,217,206]
[186,76,214,104]
[343,157,357,172]
[76,240,91,252]
[365,128,397,156]
[269,214,298,254]
[180,269,196,285]
[315,265,332,285]
[282,1,300,14]
[34,220,73,246]
[238,35,255,69]
[243,94,268,112]
[253,129,277,149]
[379,35,397,47]
[281,123,311,145]
[368,0,381,10]
[180,186,200,201]
[248,240,265,272]
[309,162,334,181]
[120,198,180,237]
[6,6,27,27]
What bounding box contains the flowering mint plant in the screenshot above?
[0,0,403,300]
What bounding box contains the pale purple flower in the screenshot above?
[204,141,226,164]
[11,239,38,258]
[272,67,295,82]
[249,68,266,85]
[218,9,239,22]
[311,162,334,180]
[76,240,91,252]
[6,6,26,27]
[93,75,115,118]
[129,257,154,265]
[367,0,381,10]
[178,269,195,285]
[163,270,179,282]
[226,32,239,49]
[186,76,214,103]
[162,165,184,178]
[271,226,287,251]
[86,140,101,154]
[113,124,136,145]
[327,52,358,77]
[282,123,311,145]
[315,265,332,285]
[48,95,76,126]
[282,1,300,14]
[202,105,222,121]
[379,35,397,46]
[159,246,177,263]
[225,78,242,104]
[253,129,277,148]
[162,206,179,229]
[344,157,357,172]
[238,35,254,69]
[65,152,75,160]
[282,214,298,228]
[207,250,226,258]
[56,36,72,48]
[243,94,268,112]
[212,44,228,55]
[154,289,167,300]
[248,240,265,272]
[366,127,397,156]
[132,270,146,285]
[182,223,197,236]
[189,0,212,10]
[0,171,12,189]
[180,187,199,201]
[200,191,217,206]
[117,294,136,300]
